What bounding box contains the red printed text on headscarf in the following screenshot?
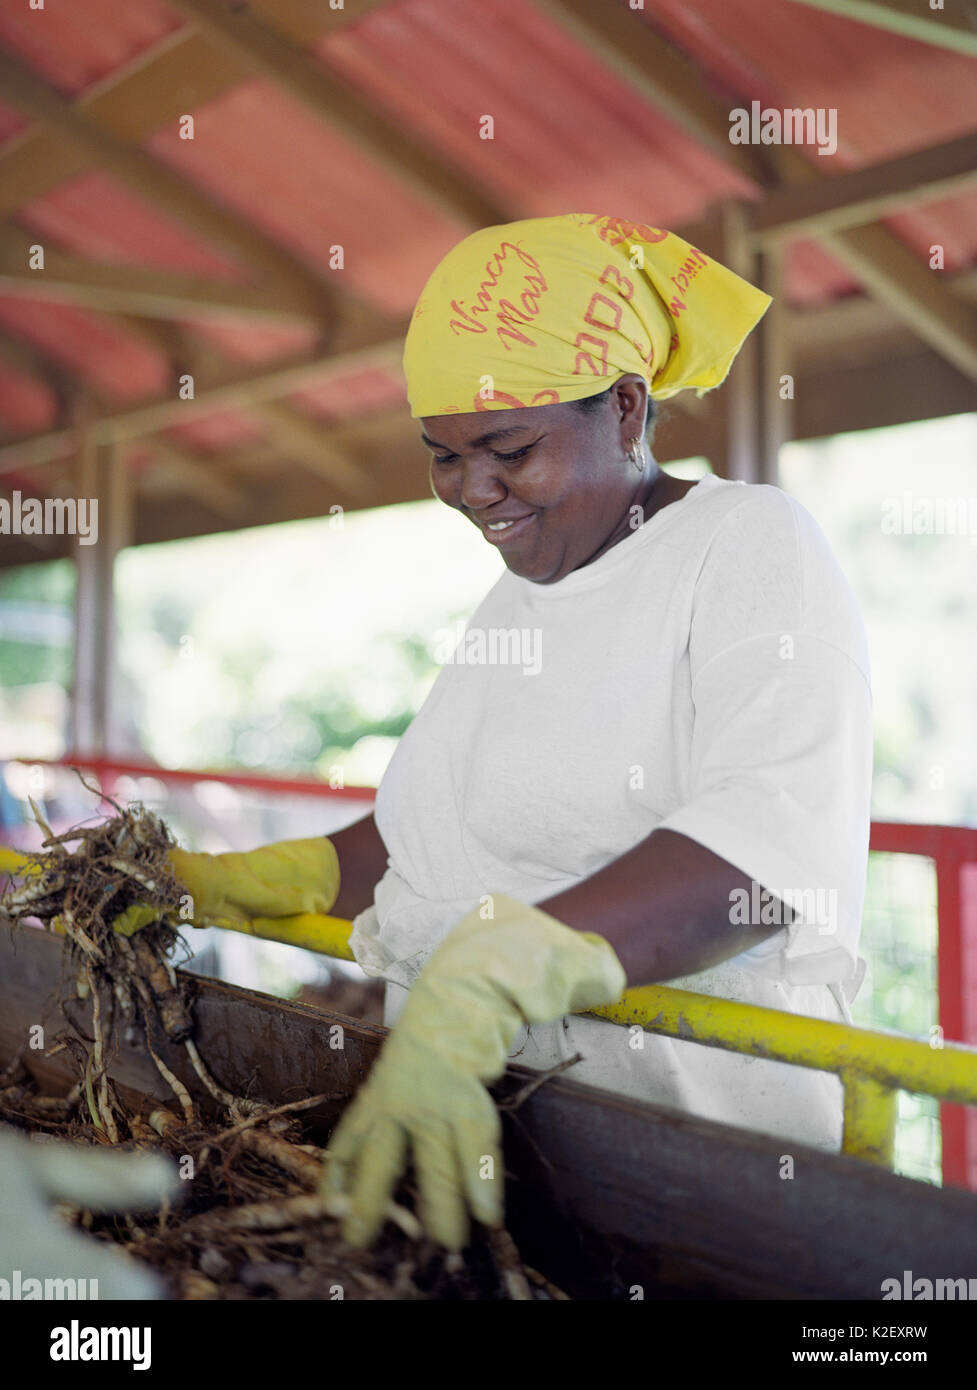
[448,241,548,350]
[573,264,655,378]
[666,249,710,317]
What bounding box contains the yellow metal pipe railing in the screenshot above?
[4,843,977,1171]
[0,845,37,875]
[238,914,977,1169]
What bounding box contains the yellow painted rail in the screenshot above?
[4,842,977,1171]
[590,986,977,1169]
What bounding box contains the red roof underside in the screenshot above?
[0,0,973,456]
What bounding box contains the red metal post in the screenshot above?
[870,823,977,1191]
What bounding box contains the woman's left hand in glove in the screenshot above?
[320,893,626,1250]
[111,837,341,936]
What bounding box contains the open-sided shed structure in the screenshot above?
[0,0,975,746]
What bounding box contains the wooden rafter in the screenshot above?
[0,261,392,509]
[137,436,250,523]
[536,0,977,386]
[0,0,972,533]
[0,46,341,323]
[0,228,319,324]
[0,0,501,237]
[814,222,977,383]
[249,0,393,45]
[0,38,243,219]
[0,313,254,523]
[530,0,777,186]
[783,0,977,58]
[5,253,977,483]
[166,0,506,227]
[120,318,370,494]
[786,264,977,369]
[246,400,372,502]
[748,132,977,243]
[0,330,77,406]
[0,332,405,472]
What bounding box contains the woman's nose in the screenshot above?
[457,461,508,512]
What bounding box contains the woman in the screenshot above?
[158,216,873,1253]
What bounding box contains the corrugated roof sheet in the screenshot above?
[0,0,181,97]
[643,0,977,296]
[145,76,468,316]
[316,0,754,229]
[0,0,973,455]
[0,297,170,402]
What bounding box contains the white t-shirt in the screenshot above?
[351,473,874,1151]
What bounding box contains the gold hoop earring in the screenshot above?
[627,436,645,473]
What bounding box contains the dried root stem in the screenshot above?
[0,782,549,1300]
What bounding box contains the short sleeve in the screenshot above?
[657,486,873,986]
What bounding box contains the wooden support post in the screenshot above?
[69,404,130,758]
[70,400,97,755]
[719,205,760,483]
[718,205,792,486]
[758,244,793,484]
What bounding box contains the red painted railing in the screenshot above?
[869,822,977,1191]
[11,757,977,1189]
[56,753,377,803]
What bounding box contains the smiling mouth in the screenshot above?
[479,513,537,544]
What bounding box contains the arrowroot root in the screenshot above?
[0,777,560,1300]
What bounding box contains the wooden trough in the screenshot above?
[2,920,976,1300]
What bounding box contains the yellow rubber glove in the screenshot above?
[112,838,341,935]
[322,892,627,1250]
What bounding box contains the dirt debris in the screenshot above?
[0,778,562,1301]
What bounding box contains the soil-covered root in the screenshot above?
[0,782,562,1300]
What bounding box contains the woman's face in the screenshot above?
[421,376,652,584]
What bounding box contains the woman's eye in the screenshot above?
[432,441,537,465]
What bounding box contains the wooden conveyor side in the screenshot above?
[1,921,976,1299]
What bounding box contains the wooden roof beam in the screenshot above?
[249,0,392,45]
[247,400,373,502]
[784,264,977,369]
[756,141,977,383]
[0,332,405,472]
[530,0,777,186]
[166,0,506,227]
[0,325,110,443]
[138,436,251,523]
[748,132,977,243]
[815,222,977,383]
[0,228,320,324]
[783,0,977,58]
[536,3,977,386]
[0,47,340,325]
[0,7,394,214]
[0,38,243,218]
[0,329,76,401]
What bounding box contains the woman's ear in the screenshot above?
[612,375,650,443]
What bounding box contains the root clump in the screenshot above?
[0,780,559,1301]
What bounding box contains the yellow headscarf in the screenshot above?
[403,214,771,418]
